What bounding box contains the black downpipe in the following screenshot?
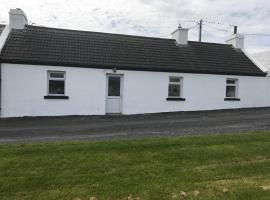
[0,63,1,117]
[234,26,238,34]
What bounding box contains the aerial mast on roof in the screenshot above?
[181,19,239,42]
[198,19,203,42]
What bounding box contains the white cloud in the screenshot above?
[0,0,270,53]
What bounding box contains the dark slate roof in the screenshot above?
[0,25,266,76]
[0,24,6,35]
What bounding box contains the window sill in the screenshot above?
[44,95,69,99]
[166,97,186,101]
[224,98,240,101]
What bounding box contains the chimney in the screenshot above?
[171,24,188,45]
[9,8,28,29]
[225,27,244,49]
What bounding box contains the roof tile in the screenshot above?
[0,25,266,76]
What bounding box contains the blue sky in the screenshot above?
[1,0,270,53]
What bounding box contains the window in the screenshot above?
[168,77,183,98]
[226,79,238,98]
[48,71,65,96]
[108,76,121,96]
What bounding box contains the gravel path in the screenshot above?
[1,107,270,143]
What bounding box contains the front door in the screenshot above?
[106,74,123,114]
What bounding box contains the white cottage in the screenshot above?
[0,9,269,118]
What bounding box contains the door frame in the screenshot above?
[105,73,124,114]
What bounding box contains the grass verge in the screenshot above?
[0,132,270,200]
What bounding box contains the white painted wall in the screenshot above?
[1,64,107,117]
[1,63,269,117]
[121,70,268,114]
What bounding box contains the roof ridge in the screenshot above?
[26,25,175,41]
[188,40,231,46]
[1,24,266,77]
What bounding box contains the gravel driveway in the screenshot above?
[1,107,270,143]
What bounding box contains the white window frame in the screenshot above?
[168,76,183,98]
[225,78,238,98]
[47,71,66,96]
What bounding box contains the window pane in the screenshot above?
[49,80,65,95]
[170,77,180,83]
[226,79,236,84]
[108,76,121,96]
[169,84,180,97]
[50,72,64,79]
[226,86,236,97]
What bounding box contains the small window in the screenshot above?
[226,79,238,98]
[108,76,121,96]
[48,71,65,96]
[168,77,183,98]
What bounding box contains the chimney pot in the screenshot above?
[225,33,244,49]
[171,25,189,45]
[9,8,28,29]
[234,26,238,34]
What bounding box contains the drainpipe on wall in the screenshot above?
[0,64,1,117]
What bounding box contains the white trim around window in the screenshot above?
[167,76,185,101]
[225,78,240,101]
[47,71,66,96]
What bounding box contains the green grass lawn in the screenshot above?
[0,133,270,200]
